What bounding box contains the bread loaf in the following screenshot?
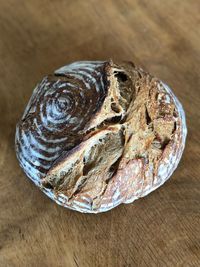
[15,60,187,213]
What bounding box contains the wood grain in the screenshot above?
[0,0,200,266]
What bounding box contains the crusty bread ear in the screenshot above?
[15,60,187,213]
[43,125,124,204]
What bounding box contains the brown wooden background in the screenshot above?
[0,1,200,266]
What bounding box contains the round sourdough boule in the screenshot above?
[15,60,187,213]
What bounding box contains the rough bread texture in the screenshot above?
[15,60,187,213]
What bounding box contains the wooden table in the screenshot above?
[0,1,199,266]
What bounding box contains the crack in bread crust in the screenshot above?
[15,60,187,213]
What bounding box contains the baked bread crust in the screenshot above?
[15,60,187,213]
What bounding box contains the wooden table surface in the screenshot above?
[0,1,200,266]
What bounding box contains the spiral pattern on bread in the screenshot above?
[16,61,109,182]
